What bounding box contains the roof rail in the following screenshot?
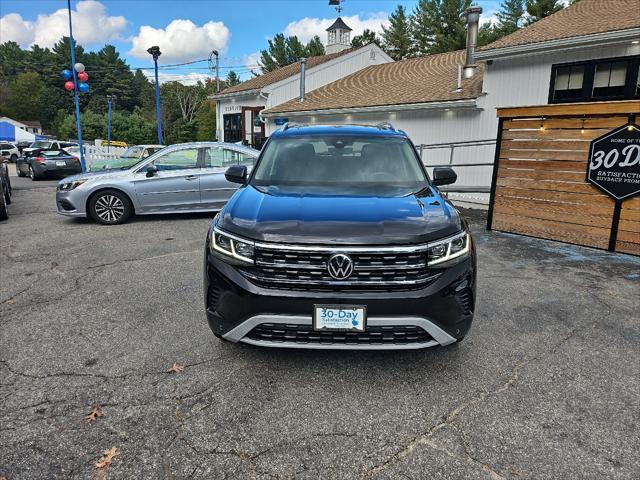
[282,122,305,131]
[375,122,396,132]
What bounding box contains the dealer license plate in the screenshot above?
[313,305,366,332]
[55,161,66,166]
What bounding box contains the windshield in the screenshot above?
[30,141,52,149]
[251,135,428,195]
[121,146,144,158]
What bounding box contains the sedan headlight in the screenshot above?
[210,227,255,264]
[427,231,470,267]
[58,179,87,191]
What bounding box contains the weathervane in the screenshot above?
[329,0,343,15]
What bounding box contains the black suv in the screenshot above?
[204,124,476,350]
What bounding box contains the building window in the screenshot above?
[549,55,639,104]
[592,61,627,98]
[552,65,585,101]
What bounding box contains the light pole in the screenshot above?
[147,46,163,144]
[106,95,116,152]
[66,0,87,174]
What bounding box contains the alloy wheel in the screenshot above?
[94,194,125,223]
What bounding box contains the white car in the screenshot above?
[22,140,78,158]
[0,142,20,162]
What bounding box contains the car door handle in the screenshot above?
[184,175,198,181]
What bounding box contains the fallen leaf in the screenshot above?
[85,406,103,424]
[6,299,16,304]
[511,469,521,476]
[167,362,185,373]
[95,447,119,469]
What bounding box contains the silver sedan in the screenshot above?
[55,142,259,225]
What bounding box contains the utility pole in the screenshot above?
[66,0,87,174]
[210,50,220,94]
[106,95,116,152]
[147,46,163,144]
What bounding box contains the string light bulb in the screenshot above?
[539,116,545,131]
[581,116,585,134]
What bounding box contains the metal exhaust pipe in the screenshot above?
[463,6,482,79]
[299,58,307,102]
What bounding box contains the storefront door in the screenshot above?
[241,106,265,149]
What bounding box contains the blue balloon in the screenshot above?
[61,69,72,80]
[78,82,89,93]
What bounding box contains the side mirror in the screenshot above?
[432,167,457,186]
[225,165,247,184]
[145,164,158,178]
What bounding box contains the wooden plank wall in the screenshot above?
[489,101,640,255]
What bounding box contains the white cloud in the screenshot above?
[142,70,215,86]
[0,0,126,48]
[243,52,262,77]
[129,19,230,63]
[284,13,389,44]
[480,10,499,27]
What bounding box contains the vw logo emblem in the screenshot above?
[327,253,354,280]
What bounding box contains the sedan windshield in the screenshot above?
[251,136,428,195]
[121,146,144,158]
[30,141,52,149]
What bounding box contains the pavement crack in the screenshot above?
[86,249,200,270]
[362,327,579,479]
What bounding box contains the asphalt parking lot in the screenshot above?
[1,168,639,480]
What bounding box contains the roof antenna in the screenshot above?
[329,0,344,15]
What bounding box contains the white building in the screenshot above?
[261,0,640,204]
[212,18,392,149]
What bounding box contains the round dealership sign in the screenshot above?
[587,123,640,201]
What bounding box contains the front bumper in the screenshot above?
[55,188,89,217]
[204,246,476,350]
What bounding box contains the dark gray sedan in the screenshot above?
[17,150,82,180]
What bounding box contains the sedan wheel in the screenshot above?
[89,190,133,225]
[29,165,38,181]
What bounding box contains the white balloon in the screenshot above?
[74,63,85,73]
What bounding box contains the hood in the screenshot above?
[217,185,463,245]
[57,169,130,185]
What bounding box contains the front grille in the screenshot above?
[240,246,440,291]
[246,323,434,345]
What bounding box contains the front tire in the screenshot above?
[17,164,26,177]
[89,189,133,225]
[10,154,17,162]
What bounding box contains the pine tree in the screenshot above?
[381,5,412,60]
[305,36,325,57]
[525,0,564,24]
[351,29,381,48]
[496,0,524,33]
[259,34,326,72]
[226,71,241,87]
[410,0,472,56]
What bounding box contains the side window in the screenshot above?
[236,151,256,167]
[151,148,199,171]
[203,147,226,167]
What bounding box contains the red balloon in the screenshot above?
[78,71,89,82]
[64,81,75,91]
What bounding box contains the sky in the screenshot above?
[0,0,503,84]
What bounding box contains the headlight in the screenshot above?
[427,231,470,267]
[58,179,87,191]
[210,227,254,264]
